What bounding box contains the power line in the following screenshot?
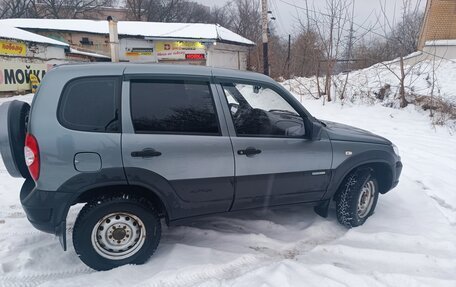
[278,1,456,62]
[277,0,386,40]
[270,0,287,35]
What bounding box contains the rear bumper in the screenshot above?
[20,179,72,249]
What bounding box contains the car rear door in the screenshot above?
[216,80,332,210]
[121,70,235,220]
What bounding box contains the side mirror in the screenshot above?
[311,121,323,140]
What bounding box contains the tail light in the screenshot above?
[25,133,40,181]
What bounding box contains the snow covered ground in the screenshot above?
[0,94,455,286]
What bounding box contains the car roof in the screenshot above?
[53,62,275,84]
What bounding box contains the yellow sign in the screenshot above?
[0,40,26,56]
[156,41,205,52]
[0,62,52,92]
[125,47,154,57]
[156,41,205,60]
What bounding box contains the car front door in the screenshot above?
[121,77,235,220]
[218,81,332,210]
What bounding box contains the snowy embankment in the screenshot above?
[283,57,456,129]
[0,94,455,286]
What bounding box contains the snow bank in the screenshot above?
[0,93,455,286]
[283,57,456,126]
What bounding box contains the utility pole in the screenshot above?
[346,0,355,70]
[261,0,269,76]
[107,16,119,63]
[287,34,291,73]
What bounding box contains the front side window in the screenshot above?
[58,77,121,133]
[222,83,306,137]
[130,79,219,135]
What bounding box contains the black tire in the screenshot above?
[335,168,379,228]
[73,195,161,271]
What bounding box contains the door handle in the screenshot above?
[237,147,262,156]
[131,148,162,158]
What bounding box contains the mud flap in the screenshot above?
[57,220,67,251]
[314,199,330,218]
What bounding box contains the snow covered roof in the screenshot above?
[0,19,255,46]
[69,48,110,59]
[0,24,68,47]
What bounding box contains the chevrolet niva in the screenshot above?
[0,64,402,270]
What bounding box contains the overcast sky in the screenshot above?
[196,0,426,38]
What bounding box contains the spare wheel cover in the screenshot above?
[0,100,31,178]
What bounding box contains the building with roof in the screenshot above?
[1,25,68,93]
[0,18,254,70]
[418,0,456,59]
[0,24,110,93]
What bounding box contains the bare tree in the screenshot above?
[125,0,153,20]
[308,0,352,102]
[209,3,234,28]
[166,1,212,22]
[227,0,262,43]
[0,0,29,18]
[377,0,424,108]
[126,0,211,22]
[126,0,221,23]
[289,28,324,78]
[28,0,113,19]
[216,0,262,71]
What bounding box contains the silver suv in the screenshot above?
[0,63,402,270]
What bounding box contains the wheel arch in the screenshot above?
[56,178,172,251]
[324,148,397,200]
[315,160,392,218]
[330,161,394,199]
[72,184,170,223]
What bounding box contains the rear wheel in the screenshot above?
[73,195,161,270]
[335,168,379,228]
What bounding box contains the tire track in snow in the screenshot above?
[430,195,456,212]
[0,211,26,218]
[0,267,93,287]
[414,180,456,224]
[307,243,456,279]
[136,224,347,287]
[135,254,270,287]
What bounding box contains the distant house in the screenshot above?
[0,19,255,70]
[418,0,456,59]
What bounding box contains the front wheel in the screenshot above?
[73,195,161,271]
[335,168,379,228]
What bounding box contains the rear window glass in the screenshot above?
[58,77,121,133]
[130,79,220,135]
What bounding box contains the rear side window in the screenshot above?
[130,79,220,135]
[58,77,121,133]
